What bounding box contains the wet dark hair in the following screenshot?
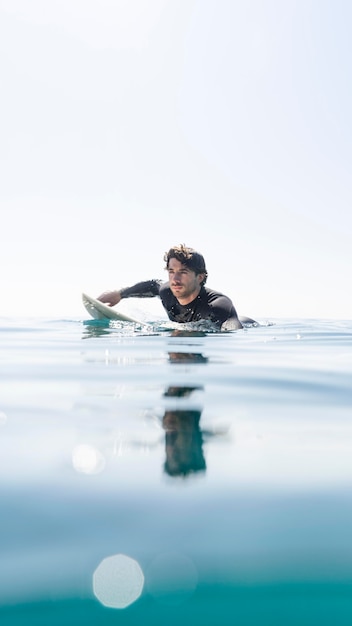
[164,244,208,285]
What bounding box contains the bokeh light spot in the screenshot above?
[72,444,105,474]
[93,554,144,609]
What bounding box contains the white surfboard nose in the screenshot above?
[82,293,139,323]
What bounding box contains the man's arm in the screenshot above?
[97,290,122,306]
[206,291,243,329]
[220,317,243,331]
[97,280,162,307]
[222,315,258,331]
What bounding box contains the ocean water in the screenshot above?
[0,316,352,625]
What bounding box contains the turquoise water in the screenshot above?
[1,317,352,625]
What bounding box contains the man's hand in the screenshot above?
[97,290,122,307]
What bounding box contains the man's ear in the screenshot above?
[197,273,205,284]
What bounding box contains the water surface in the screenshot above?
[1,317,352,625]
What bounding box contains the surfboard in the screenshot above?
[82,293,140,323]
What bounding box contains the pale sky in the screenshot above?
[1,0,350,320]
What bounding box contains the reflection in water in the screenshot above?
[168,352,208,364]
[81,320,112,339]
[162,409,206,477]
[163,386,203,397]
[70,384,211,479]
[162,383,206,478]
[93,554,144,609]
[170,330,207,337]
[72,332,212,477]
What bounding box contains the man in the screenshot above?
[97,244,255,330]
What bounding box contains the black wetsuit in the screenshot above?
[120,280,239,327]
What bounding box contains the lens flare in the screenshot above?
[72,444,105,475]
[93,554,144,609]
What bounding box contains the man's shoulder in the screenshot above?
[159,281,175,303]
[201,286,230,302]
[159,281,171,295]
[199,286,237,324]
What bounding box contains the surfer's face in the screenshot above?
[167,258,204,304]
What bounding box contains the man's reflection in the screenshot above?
[162,409,206,477]
[168,352,208,364]
[170,330,207,337]
[162,384,206,478]
[163,385,203,397]
[168,329,208,364]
